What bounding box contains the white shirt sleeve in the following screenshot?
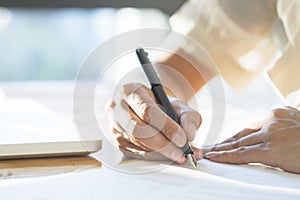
[170,0,300,95]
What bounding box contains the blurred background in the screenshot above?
[0,0,186,81]
[0,0,285,147]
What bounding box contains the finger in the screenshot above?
[269,108,295,119]
[107,105,146,150]
[112,98,160,140]
[248,117,270,130]
[114,127,153,152]
[120,84,187,147]
[199,145,213,156]
[283,106,300,123]
[109,106,153,153]
[112,100,186,163]
[116,133,145,151]
[106,99,127,135]
[120,148,168,162]
[180,111,202,142]
[169,97,202,129]
[108,113,127,135]
[221,128,261,144]
[109,106,164,153]
[105,99,115,112]
[116,134,186,164]
[141,134,186,164]
[191,125,261,155]
[116,135,167,161]
[108,111,153,152]
[191,146,204,160]
[285,106,298,110]
[208,130,266,152]
[172,97,202,142]
[205,143,267,164]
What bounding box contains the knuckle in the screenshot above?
[264,121,278,132]
[124,86,155,122]
[236,128,250,138]
[265,140,278,149]
[115,136,124,145]
[230,140,240,149]
[270,108,286,118]
[217,151,226,158]
[130,120,146,138]
[170,97,187,108]
[170,97,182,106]
[139,102,152,122]
[105,99,116,112]
[135,100,158,123]
[119,99,129,111]
[237,146,247,154]
[122,82,144,96]
[111,126,120,134]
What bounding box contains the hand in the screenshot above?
[106,83,202,164]
[203,106,300,174]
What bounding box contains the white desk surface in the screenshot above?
[0,81,299,200]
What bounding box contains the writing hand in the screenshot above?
[106,83,202,164]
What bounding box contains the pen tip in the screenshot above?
[187,154,197,169]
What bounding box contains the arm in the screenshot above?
[157,48,216,102]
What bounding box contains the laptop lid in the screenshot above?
[0,98,101,159]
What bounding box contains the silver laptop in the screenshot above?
[0,98,101,159]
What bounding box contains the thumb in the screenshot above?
[169,97,202,142]
[180,111,202,141]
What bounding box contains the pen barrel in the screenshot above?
[151,84,194,156]
[136,48,194,157]
[151,84,180,124]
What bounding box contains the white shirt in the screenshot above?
[169,0,300,106]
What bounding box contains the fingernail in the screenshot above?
[192,149,202,160]
[171,150,185,163]
[196,149,204,160]
[172,132,186,147]
[205,152,219,159]
[178,156,186,164]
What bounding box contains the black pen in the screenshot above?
[136,47,197,168]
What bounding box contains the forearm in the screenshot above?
[156,48,217,102]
